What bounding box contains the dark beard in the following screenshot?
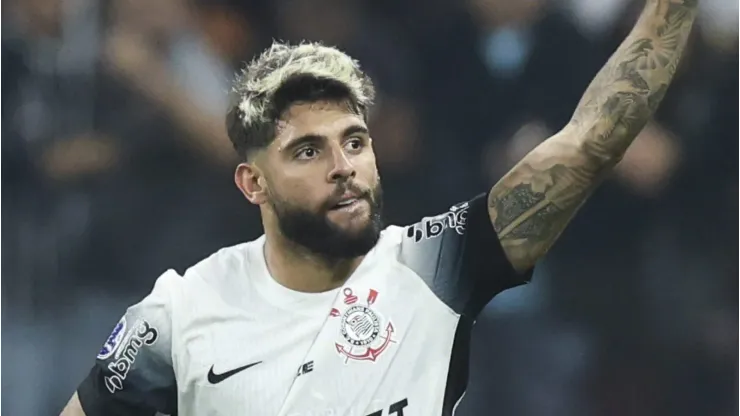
[270,185,384,261]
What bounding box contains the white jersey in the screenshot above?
[77,195,530,416]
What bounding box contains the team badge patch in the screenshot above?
[331,288,397,363]
[97,317,127,360]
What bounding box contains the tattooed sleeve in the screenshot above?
[487,0,698,272]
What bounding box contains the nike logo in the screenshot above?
[207,361,262,384]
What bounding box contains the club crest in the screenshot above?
[331,288,397,363]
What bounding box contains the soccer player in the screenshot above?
[62,1,697,415]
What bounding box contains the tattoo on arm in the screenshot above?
[488,0,698,272]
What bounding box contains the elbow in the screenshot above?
[575,112,652,169]
[566,121,640,170]
[578,138,624,169]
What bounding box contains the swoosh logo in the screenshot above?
[207,361,262,384]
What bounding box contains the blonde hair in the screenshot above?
[226,41,376,159]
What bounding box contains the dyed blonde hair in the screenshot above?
[226,41,376,159]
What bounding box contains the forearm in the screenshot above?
[568,0,698,161]
[488,0,697,272]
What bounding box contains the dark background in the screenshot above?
[2,0,737,415]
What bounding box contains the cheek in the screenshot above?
[356,153,379,184]
[270,175,325,208]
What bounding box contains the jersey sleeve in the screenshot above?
[399,193,533,317]
[77,270,180,416]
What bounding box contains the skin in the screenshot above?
[235,101,381,293]
[61,1,698,413]
[487,0,698,272]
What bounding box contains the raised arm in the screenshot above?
[488,0,698,272]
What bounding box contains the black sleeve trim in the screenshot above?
[461,193,533,317]
[77,364,175,416]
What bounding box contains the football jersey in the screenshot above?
[77,194,530,416]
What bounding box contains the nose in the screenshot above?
[327,145,356,182]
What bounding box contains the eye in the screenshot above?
[295,146,319,160]
[345,137,364,152]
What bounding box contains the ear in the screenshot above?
[235,162,268,205]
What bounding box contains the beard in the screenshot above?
[269,183,384,261]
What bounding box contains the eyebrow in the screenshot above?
[341,125,369,138]
[281,124,369,153]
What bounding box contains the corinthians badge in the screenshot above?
[330,288,396,363]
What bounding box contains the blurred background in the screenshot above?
[1,0,737,414]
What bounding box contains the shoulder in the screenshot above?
[377,199,475,265]
[185,240,255,282]
[164,237,265,307]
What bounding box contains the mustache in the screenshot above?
[323,183,372,210]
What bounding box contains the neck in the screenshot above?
[263,231,364,293]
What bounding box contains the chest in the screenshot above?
[172,300,316,415]
[173,272,460,415]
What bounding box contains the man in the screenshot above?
[62,1,697,415]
